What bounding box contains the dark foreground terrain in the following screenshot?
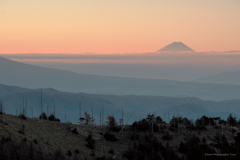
[0,112,240,160]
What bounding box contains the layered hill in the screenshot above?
[2,57,240,101]
[0,84,240,124]
[195,71,240,85]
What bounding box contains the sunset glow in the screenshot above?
[0,0,239,54]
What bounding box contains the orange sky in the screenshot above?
[0,0,240,54]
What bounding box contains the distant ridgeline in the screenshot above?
[0,84,240,124]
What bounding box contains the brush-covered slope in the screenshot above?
[1,113,240,160]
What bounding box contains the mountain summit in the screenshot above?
[157,42,195,52]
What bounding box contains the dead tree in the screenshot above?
[25,99,27,117]
[22,98,25,116]
[119,111,135,137]
[52,97,56,126]
[100,108,102,126]
[41,89,42,116]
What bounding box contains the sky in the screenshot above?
[0,0,240,54]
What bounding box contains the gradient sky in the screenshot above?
[0,0,240,54]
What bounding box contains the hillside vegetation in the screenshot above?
[0,112,240,160]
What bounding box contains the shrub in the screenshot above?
[110,126,121,132]
[108,149,114,154]
[178,141,188,154]
[131,119,158,132]
[33,138,37,144]
[39,112,47,120]
[54,149,65,160]
[106,114,118,130]
[74,149,79,154]
[72,127,78,134]
[80,111,95,125]
[90,150,95,157]
[48,113,60,122]
[130,133,139,141]
[104,132,118,142]
[18,114,27,120]
[68,150,72,157]
[18,125,25,135]
[162,132,172,140]
[186,125,195,131]
[86,133,95,149]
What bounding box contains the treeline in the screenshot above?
[124,113,240,160]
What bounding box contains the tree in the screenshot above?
[155,116,163,124]
[0,101,4,115]
[227,113,237,126]
[106,114,117,129]
[48,113,60,122]
[39,112,47,120]
[80,111,95,125]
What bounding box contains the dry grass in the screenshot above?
[0,113,132,159]
[0,113,239,159]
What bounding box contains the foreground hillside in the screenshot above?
[1,113,240,160]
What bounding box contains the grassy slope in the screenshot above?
[0,113,238,159]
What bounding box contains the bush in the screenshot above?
[130,133,139,141]
[90,150,95,157]
[86,133,95,149]
[186,125,195,131]
[68,150,72,157]
[108,148,114,154]
[33,138,37,144]
[39,112,47,120]
[106,114,118,130]
[104,132,118,142]
[72,127,78,134]
[131,119,158,132]
[48,113,60,122]
[110,126,121,132]
[18,125,25,135]
[18,114,27,120]
[162,132,172,140]
[54,149,65,160]
[74,149,79,154]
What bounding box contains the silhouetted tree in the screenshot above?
[0,101,4,115]
[227,113,237,126]
[39,112,47,120]
[106,114,118,130]
[80,111,95,125]
[48,113,60,122]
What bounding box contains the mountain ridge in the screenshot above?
[157,42,195,52]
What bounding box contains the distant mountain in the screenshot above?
[194,71,240,85]
[1,84,240,124]
[157,42,195,52]
[2,56,240,100]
